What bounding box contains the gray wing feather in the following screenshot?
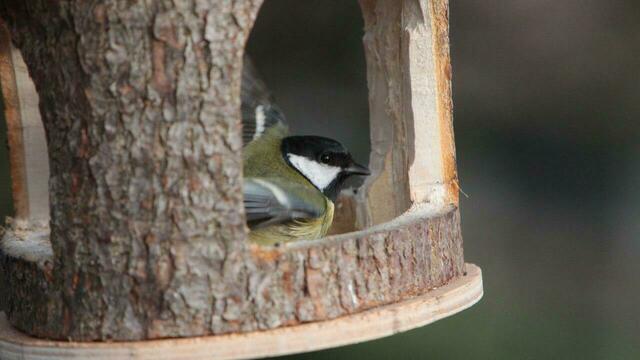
[244,178,322,229]
[242,56,286,145]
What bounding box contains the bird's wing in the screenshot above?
[244,177,324,229]
[241,56,286,146]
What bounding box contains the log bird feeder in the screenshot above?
[0,1,482,359]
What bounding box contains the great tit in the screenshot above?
[241,57,370,246]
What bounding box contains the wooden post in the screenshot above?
[0,0,475,350]
[358,0,458,227]
[0,21,49,223]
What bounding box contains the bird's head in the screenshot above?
[282,136,370,201]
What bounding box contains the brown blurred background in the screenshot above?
[1,0,639,359]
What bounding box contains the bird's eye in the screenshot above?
[320,153,331,164]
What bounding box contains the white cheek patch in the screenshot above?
[287,154,341,191]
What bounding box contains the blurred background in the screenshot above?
[1,0,639,358]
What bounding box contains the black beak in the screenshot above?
[345,162,371,176]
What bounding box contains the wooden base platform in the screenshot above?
[0,264,482,360]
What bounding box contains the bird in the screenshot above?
[241,57,370,246]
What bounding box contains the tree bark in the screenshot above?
[0,0,262,340]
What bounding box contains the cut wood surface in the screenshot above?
[357,0,458,228]
[0,264,482,360]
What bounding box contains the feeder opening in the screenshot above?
[0,22,51,268]
[242,1,371,241]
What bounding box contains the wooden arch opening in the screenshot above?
[0,21,51,268]
[0,1,482,359]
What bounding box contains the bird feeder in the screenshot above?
[0,1,482,359]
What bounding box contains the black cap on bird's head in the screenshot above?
[281,136,370,201]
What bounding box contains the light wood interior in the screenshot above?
[356,0,458,229]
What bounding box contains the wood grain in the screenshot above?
[0,264,482,360]
[0,20,50,222]
[0,20,28,219]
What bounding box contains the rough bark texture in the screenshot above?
[0,265,481,360]
[250,207,463,328]
[2,206,464,340]
[0,0,262,340]
[0,0,464,342]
